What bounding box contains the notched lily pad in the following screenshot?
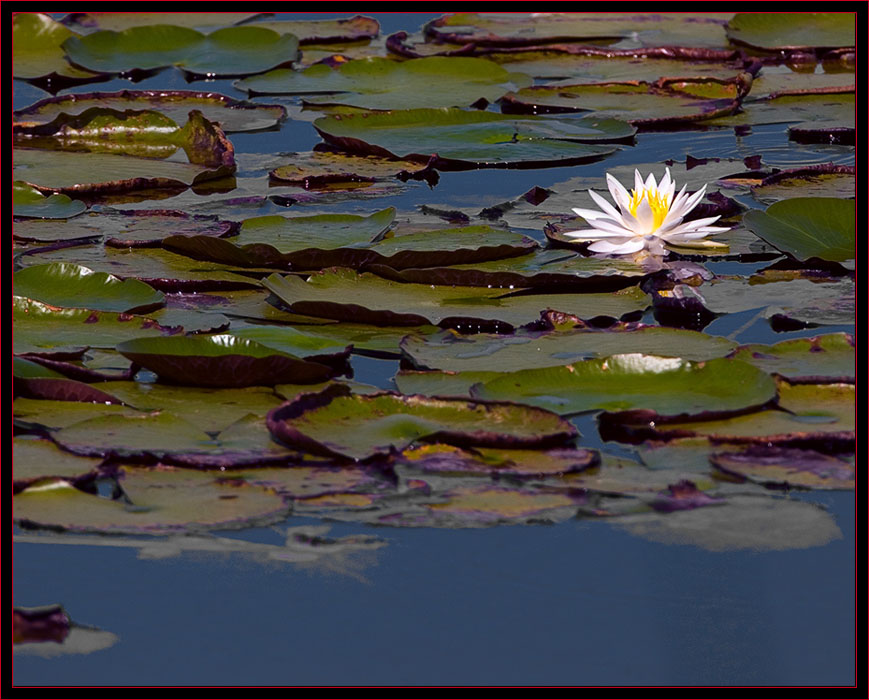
[15,263,165,314]
[471,354,777,415]
[742,197,855,263]
[314,108,633,169]
[14,90,287,133]
[266,384,577,461]
[116,334,345,387]
[729,333,854,383]
[710,446,854,490]
[13,181,87,220]
[14,437,103,490]
[13,13,102,82]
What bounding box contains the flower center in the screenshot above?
[628,187,670,231]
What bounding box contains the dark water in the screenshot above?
[13,12,855,686]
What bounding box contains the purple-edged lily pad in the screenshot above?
[13,437,103,490]
[13,181,88,220]
[116,334,344,387]
[725,13,855,53]
[242,15,379,44]
[269,151,435,188]
[750,165,855,205]
[728,333,854,383]
[266,384,577,461]
[710,446,854,490]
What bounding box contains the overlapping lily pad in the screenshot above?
[116,334,343,387]
[313,108,633,169]
[13,438,103,488]
[266,384,577,461]
[14,467,290,534]
[60,12,267,32]
[725,13,855,52]
[15,263,165,314]
[13,181,87,220]
[62,25,300,78]
[728,333,855,383]
[706,92,855,129]
[471,354,776,415]
[269,151,435,187]
[13,13,102,82]
[711,446,854,490]
[241,15,379,44]
[262,268,651,333]
[237,57,531,111]
[401,326,738,372]
[742,198,855,263]
[14,90,287,133]
[749,165,856,204]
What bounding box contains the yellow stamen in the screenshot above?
[628,187,670,230]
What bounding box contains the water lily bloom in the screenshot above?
[563,168,729,255]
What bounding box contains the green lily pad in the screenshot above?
[14,90,287,133]
[726,13,855,51]
[116,334,342,387]
[13,181,87,220]
[62,25,300,78]
[501,76,750,127]
[728,333,855,382]
[15,263,165,314]
[742,198,855,262]
[60,12,266,32]
[223,463,388,500]
[13,397,142,431]
[313,108,632,168]
[262,268,651,333]
[266,384,577,461]
[750,166,855,205]
[748,63,855,100]
[269,151,434,187]
[13,438,102,488]
[13,13,101,81]
[394,370,501,399]
[473,355,777,416]
[705,92,855,128]
[401,326,738,373]
[710,447,854,490]
[265,322,441,358]
[237,57,531,111]
[13,468,290,534]
[241,15,379,43]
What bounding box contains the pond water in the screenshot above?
[13,12,855,686]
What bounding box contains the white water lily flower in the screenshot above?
[563,168,729,256]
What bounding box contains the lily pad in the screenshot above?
[401,326,738,372]
[471,354,777,415]
[116,334,343,387]
[14,468,290,534]
[749,165,855,204]
[710,447,854,490]
[726,13,855,52]
[266,384,577,461]
[269,151,435,187]
[705,92,855,129]
[13,398,143,431]
[15,263,165,314]
[728,333,855,383]
[13,181,87,220]
[262,268,651,333]
[13,13,101,81]
[13,438,103,488]
[742,198,855,262]
[62,25,300,78]
[501,76,751,128]
[313,108,633,168]
[237,57,531,111]
[242,16,379,44]
[14,90,287,133]
[60,12,267,32]
[394,370,502,399]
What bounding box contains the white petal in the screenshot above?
[571,206,613,222]
[606,173,631,212]
[634,169,645,195]
[659,168,672,195]
[588,237,646,254]
[562,227,634,240]
[587,190,625,223]
[644,171,657,192]
[635,198,655,234]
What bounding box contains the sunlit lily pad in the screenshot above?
[269,151,434,187]
[224,464,389,500]
[13,438,103,488]
[116,334,343,387]
[749,165,855,204]
[15,263,165,314]
[14,358,125,404]
[237,57,531,111]
[266,384,577,461]
[501,76,750,127]
[314,108,632,168]
[711,446,854,490]
[14,90,287,133]
[742,198,855,263]
[60,12,266,32]
[14,468,290,534]
[394,370,501,399]
[13,181,88,220]
[705,92,854,129]
[242,15,379,43]
[728,333,855,383]
[62,25,300,78]
[13,13,102,81]
[726,13,855,52]
[263,268,650,333]
[471,354,776,415]
[748,64,855,100]
[401,327,738,372]
[14,397,143,431]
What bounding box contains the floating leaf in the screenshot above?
[266,384,577,461]
[242,15,379,43]
[472,355,777,415]
[269,151,434,187]
[238,57,531,111]
[314,108,632,168]
[262,268,650,333]
[62,25,300,78]
[13,437,103,488]
[750,165,855,204]
[223,464,389,500]
[705,92,854,129]
[742,198,855,262]
[14,468,290,534]
[13,181,87,220]
[60,12,266,32]
[401,326,738,373]
[711,446,854,490]
[729,333,854,383]
[14,397,143,430]
[14,90,287,133]
[15,263,165,314]
[726,13,855,52]
[13,13,101,81]
[116,334,343,387]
